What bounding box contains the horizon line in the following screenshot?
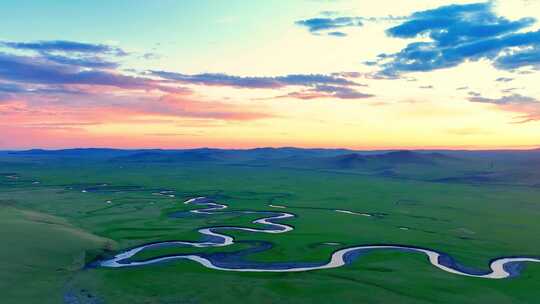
[2,145,539,152]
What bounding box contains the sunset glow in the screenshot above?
[1,0,539,149]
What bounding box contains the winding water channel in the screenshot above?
[96,197,540,279]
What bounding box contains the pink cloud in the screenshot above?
[0,90,275,149]
[154,94,273,120]
[0,90,273,124]
[469,93,540,123]
[501,103,540,123]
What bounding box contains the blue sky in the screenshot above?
[1,0,539,149]
[1,1,318,71]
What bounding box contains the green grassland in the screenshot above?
[1,149,540,303]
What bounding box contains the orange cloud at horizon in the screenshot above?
[1,80,539,151]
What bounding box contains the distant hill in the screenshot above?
[4,147,540,186]
[325,153,367,169]
[365,150,452,164]
[110,149,223,163]
[109,147,356,163]
[9,148,121,155]
[269,150,458,170]
[6,147,538,169]
[3,148,460,167]
[7,148,141,159]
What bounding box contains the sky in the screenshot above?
[1,0,540,150]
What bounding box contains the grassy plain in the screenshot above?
[1,150,540,303]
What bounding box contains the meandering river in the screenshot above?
[96,197,540,279]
